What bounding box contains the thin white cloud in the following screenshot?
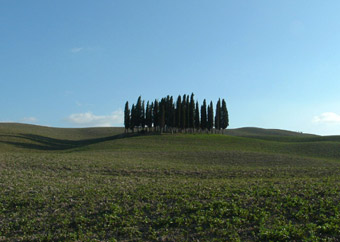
[66,110,124,127]
[70,47,83,53]
[21,117,38,123]
[313,112,340,124]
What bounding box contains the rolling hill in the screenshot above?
[1,123,340,241]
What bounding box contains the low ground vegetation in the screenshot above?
[1,124,340,241]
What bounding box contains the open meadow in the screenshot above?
[1,123,340,241]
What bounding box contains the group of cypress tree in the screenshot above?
[124,93,229,134]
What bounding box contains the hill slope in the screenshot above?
[2,123,340,241]
[0,123,339,160]
[224,127,316,137]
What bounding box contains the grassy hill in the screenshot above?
[1,123,340,241]
[224,127,315,137]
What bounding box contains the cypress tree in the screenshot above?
[176,95,181,131]
[160,100,165,133]
[221,99,229,131]
[153,100,159,131]
[146,101,152,131]
[195,101,200,131]
[141,100,145,130]
[136,96,142,128]
[130,104,136,132]
[172,102,176,133]
[208,101,214,131]
[186,95,190,130]
[165,95,173,131]
[189,93,195,130]
[181,95,187,130]
[215,99,221,132]
[150,102,155,127]
[169,96,174,130]
[201,99,207,130]
[124,101,130,133]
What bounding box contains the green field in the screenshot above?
[1,123,340,241]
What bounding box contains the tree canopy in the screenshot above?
[124,94,229,133]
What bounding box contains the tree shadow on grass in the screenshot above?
[0,132,142,151]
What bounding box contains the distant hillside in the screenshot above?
[0,123,126,151]
[0,123,316,139]
[1,122,340,161]
[0,123,125,140]
[225,127,316,137]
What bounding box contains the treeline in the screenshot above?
[124,93,229,133]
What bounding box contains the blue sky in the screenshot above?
[1,1,340,135]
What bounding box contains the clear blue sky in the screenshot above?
[1,0,340,135]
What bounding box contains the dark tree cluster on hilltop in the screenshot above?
[124,93,229,134]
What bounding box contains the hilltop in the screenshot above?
[224,127,316,137]
[0,122,339,160]
[0,122,316,141]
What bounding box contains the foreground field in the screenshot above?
[1,124,340,241]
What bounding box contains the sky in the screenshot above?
[1,1,340,135]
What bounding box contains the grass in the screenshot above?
[1,123,340,241]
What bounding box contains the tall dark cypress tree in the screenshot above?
[221,99,229,131]
[186,95,190,130]
[146,101,152,131]
[189,93,195,131]
[153,100,159,131]
[195,101,200,131]
[124,101,130,133]
[130,104,136,132]
[176,95,181,131]
[136,96,142,128]
[160,99,165,133]
[141,100,145,130]
[201,99,207,130]
[150,102,154,129]
[169,96,174,130]
[207,104,211,131]
[181,95,187,130]
[215,99,221,132]
[172,102,176,132]
[208,101,214,132]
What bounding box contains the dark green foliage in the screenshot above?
[195,101,200,130]
[201,99,207,130]
[189,93,195,130]
[136,96,142,128]
[221,99,229,130]
[176,96,181,130]
[165,96,174,130]
[208,101,214,131]
[160,101,165,132]
[215,99,221,131]
[186,95,190,129]
[124,101,130,131]
[146,101,152,130]
[126,94,229,133]
[181,95,187,130]
[170,97,176,130]
[130,104,136,131]
[153,100,159,131]
[141,100,145,129]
